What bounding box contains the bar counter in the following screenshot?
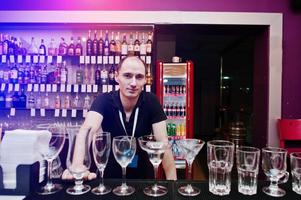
[23,179,300,200]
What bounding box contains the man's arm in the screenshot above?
[152,120,177,180]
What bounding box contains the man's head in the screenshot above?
[115,56,147,100]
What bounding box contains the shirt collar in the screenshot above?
[112,90,145,111]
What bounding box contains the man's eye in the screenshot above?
[123,73,132,78]
[136,74,145,80]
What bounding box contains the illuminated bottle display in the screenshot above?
[39,39,46,56]
[75,37,83,56]
[95,65,101,85]
[60,61,68,84]
[146,32,153,56]
[86,30,92,56]
[48,38,56,56]
[58,37,68,56]
[127,32,134,56]
[98,30,104,56]
[92,30,98,55]
[103,30,110,56]
[67,37,75,56]
[109,31,116,56]
[134,31,140,56]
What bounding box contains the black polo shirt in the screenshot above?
[90,90,167,179]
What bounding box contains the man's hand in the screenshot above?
[62,169,97,181]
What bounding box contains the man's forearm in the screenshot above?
[162,149,177,180]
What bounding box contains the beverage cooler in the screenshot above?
[156,61,194,168]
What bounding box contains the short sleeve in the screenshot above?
[147,93,167,124]
[89,93,107,116]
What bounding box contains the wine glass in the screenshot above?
[66,126,92,195]
[176,139,205,196]
[262,147,289,197]
[138,135,170,197]
[36,123,66,195]
[112,136,136,196]
[91,132,111,195]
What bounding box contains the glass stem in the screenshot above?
[46,159,53,186]
[154,164,159,187]
[99,169,104,187]
[187,161,192,181]
[122,167,127,186]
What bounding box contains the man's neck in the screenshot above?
[120,94,139,113]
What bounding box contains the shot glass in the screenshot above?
[290,152,301,195]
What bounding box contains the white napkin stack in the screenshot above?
[0,129,51,189]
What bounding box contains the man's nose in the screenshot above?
[130,77,137,86]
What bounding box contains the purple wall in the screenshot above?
[1,0,301,118]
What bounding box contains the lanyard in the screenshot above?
[119,107,139,138]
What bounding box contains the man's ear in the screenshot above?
[115,71,119,84]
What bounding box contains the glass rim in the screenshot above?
[290,152,301,159]
[113,135,135,141]
[207,140,234,147]
[95,131,111,136]
[236,146,260,153]
[262,146,287,153]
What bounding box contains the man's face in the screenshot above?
[115,58,146,100]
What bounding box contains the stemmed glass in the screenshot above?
[36,123,66,195]
[138,135,170,197]
[112,136,136,196]
[66,126,92,195]
[262,147,289,197]
[91,132,111,195]
[176,139,205,196]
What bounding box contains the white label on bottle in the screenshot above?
[146,56,151,64]
[87,85,92,93]
[9,108,15,116]
[1,55,6,63]
[109,56,114,64]
[115,56,120,64]
[1,83,5,91]
[108,85,113,92]
[102,85,107,93]
[91,56,96,64]
[62,109,67,117]
[8,84,13,92]
[27,84,33,92]
[33,84,39,92]
[74,84,79,93]
[146,85,151,92]
[46,84,51,92]
[25,55,31,63]
[66,84,72,92]
[81,84,87,92]
[52,84,57,92]
[93,85,98,93]
[40,108,46,117]
[71,109,77,118]
[57,56,62,64]
[47,56,53,63]
[103,56,108,64]
[10,55,15,63]
[83,109,88,118]
[140,56,146,62]
[14,84,20,92]
[40,84,45,92]
[115,85,120,91]
[60,84,66,92]
[85,56,90,64]
[79,56,85,64]
[17,55,23,63]
[30,108,35,117]
[97,56,102,64]
[33,56,38,63]
[54,109,60,117]
[39,56,45,63]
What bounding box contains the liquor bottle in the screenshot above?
[48,38,56,56]
[92,30,98,55]
[90,65,95,85]
[2,35,9,55]
[58,37,68,56]
[35,64,42,84]
[179,103,183,117]
[86,30,92,56]
[10,64,18,84]
[24,64,30,84]
[35,93,42,108]
[115,32,121,56]
[54,64,61,84]
[60,61,68,84]
[55,94,61,109]
[64,95,71,109]
[8,36,15,55]
[100,65,108,85]
[27,92,35,108]
[109,31,116,56]
[140,32,146,56]
[95,65,101,85]
[0,91,5,108]
[134,32,140,56]
[39,39,46,56]
[43,92,49,108]
[16,41,27,55]
[12,91,20,108]
[108,65,116,85]
[3,66,9,83]
[29,65,36,84]
[41,65,48,84]
[127,33,134,56]
[84,65,90,84]
[5,92,12,108]
[72,93,80,108]
[83,94,91,110]
[103,30,110,56]
[0,33,3,55]
[28,37,38,55]
[146,32,153,56]
[98,30,104,56]
[76,65,84,84]
[165,102,170,117]
[121,33,128,57]
[67,37,75,56]
[146,64,153,85]
[0,69,4,83]
[183,103,186,117]
[75,37,83,56]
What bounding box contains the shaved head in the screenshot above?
[116,56,147,75]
